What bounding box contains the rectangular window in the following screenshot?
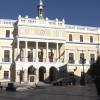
[80,35,83,42]
[28,51,33,62]
[69,53,74,64]
[69,34,72,41]
[38,50,43,62]
[80,53,84,64]
[20,48,24,61]
[49,50,54,62]
[90,36,93,43]
[4,71,9,79]
[90,54,95,64]
[4,50,10,62]
[6,30,10,37]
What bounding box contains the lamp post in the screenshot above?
[82,57,86,75]
[80,56,86,85]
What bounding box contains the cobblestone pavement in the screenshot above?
[0,83,99,100]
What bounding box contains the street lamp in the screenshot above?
[80,56,86,85]
[82,57,86,74]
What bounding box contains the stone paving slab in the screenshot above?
[0,83,99,100]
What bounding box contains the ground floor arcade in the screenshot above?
[14,62,67,84]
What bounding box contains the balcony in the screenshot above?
[17,57,64,63]
[39,58,46,62]
[68,60,75,64]
[28,57,34,62]
[90,60,95,64]
[79,59,86,64]
[2,58,11,62]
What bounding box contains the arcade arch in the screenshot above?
[49,67,59,82]
[28,66,36,82]
[39,66,46,82]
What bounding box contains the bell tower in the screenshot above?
[37,0,45,19]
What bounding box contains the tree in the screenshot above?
[88,56,100,77]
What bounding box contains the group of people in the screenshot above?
[94,76,100,95]
[0,82,3,91]
[80,72,86,86]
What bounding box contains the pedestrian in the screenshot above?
[80,72,85,86]
[35,83,38,87]
[0,82,3,91]
[72,76,76,85]
[94,76,100,95]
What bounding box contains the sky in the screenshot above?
[0,0,100,27]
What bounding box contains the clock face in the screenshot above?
[40,30,45,36]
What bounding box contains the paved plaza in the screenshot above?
[0,83,99,100]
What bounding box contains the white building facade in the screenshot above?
[0,0,100,84]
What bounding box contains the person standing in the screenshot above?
[0,82,3,91]
[94,76,100,95]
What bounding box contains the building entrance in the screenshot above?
[19,70,24,83]
[28,66,36,83]
[39,67,46,82]
[49,67,59,82]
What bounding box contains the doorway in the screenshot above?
[39,67,46,82]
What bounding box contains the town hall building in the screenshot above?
[0,0,100,84]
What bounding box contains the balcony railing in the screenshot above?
[90,60,95,64]
[79,59,86,64]
[2,58,11,62]
[17,57,95,64]
[39,58,46,62]
[68,60,75,64]
[17,57,64,63]
[28,57,33,62]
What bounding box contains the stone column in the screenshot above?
[23,69,28,82]
[64,43,67,63]
[46,42,49,62]
[16,70,20,82]
[36,42,38,62]
[17,40,20,61]
[46,70,50,82]
[57,43,59,62]
[35,69,39,84]
[33,49,34,62]
[10,49,12,62]
[25,41,28,62]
